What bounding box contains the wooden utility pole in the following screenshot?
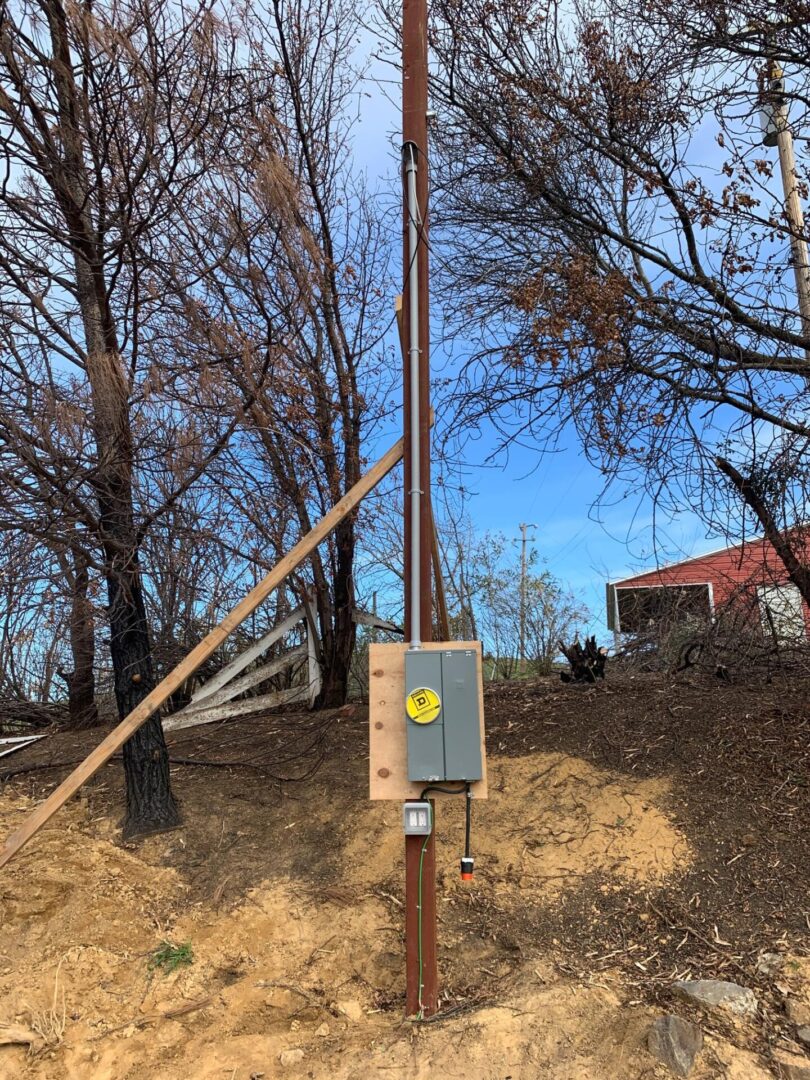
[430,508,451,641]
[517,523,536,671]
[765,62,810,350]
[402,0,437,1018]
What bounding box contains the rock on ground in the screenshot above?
[671,979,758,1018]
[336,999,364,1022]
[279,1048,305,1067]
[647,1015,703,1077]
[787,1000,810,1027]
[755,952,783,977]
[774,1053,810,1080]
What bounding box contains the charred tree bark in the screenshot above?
[85,353,178,835]
[317,517,357,708]
[716,456,810,609]
[242,389,359,710]
[57,545,99,729]
[107,560,179,837]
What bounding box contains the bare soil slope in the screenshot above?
[0,672,808,1079]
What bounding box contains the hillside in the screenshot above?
[1,672,808,1079]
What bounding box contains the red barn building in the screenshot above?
[607,535,810,642]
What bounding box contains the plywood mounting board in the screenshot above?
[368,641,488,801]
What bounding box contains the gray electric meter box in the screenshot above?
[404,648,483,783]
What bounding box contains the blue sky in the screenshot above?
[350,43,780,640]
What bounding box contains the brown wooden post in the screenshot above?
[430,501,451,641]
[405,797,437,1015]
[402,0,438,1018]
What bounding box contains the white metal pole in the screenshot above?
[765,62,810,355]
[776,122,810,349]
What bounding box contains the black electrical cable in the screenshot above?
[419,783,467,799]
[419,782,475,881]
[464,782,472,861]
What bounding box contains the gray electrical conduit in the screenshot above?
[404,141,422,651]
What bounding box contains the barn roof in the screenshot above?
[610,533,770,588]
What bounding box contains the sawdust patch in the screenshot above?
[345,751,690,894]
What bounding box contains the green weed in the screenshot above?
[148,940,194,975]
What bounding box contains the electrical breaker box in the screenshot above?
[404,648,483,783]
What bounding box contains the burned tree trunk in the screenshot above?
[559,636,607,684]
[317,518,357,708]
[57,545,99,729]
[107,562,179,837]
[85,344,178,836]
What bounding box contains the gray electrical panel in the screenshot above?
[404,648,483,783]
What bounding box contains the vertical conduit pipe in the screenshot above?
[404,141,422,650]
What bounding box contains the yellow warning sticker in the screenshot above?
[406,686,441,724]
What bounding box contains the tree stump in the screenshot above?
[559,636,607,683]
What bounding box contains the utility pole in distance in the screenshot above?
[402,0,437,1018]
[517,523,537,672]
[761,61,810,351]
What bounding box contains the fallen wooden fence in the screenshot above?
[0,735,48,760]
[0,437,404,871]
[185,606,309,709]
[164,599,402,735]
[162,586,322,734]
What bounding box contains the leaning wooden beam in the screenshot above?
[163,645,309,731]
[188,605,306,706]
[0,437,405,870]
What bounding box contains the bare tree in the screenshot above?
[165,0,396,706]
[0,532,64,701]
[0,0,247,833]
[424,0,810,602]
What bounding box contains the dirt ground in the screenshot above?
[0,671,808,1079]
